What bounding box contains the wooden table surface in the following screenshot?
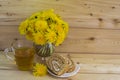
[1,0,120,80]
[1,51,120,80]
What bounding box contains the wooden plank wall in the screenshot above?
[0,0,120,54]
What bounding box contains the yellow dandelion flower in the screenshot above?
[26,31,34,40]
[62,22,69,35]
[28,19,36,28]
[55,25,63,33]
[29,12,41,20]
[56,19,69,35]
[18,9,69,46]
[33,32,46,45]
[19,19,28,35]
[42,9,54,17]
[55,32,65,46]
[35,20,48,31]
[49,23,56,30]
[33,63,47,76]
[45,29,57,43]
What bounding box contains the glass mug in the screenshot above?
[4,39,35,71]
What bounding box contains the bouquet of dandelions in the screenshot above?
[19,9,69,57]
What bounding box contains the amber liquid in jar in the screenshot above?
[15,47,34,71]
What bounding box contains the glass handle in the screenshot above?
[4,47,15,61]
[4,38,18,61]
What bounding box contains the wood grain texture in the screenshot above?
[1,0,120,28]
[1,52,120,74]
[1,0,120,53]
[1,26,120,53]
[1,71,120,80]
[1,0,120,80]
[1,52,120,80]
[56,28,120,54]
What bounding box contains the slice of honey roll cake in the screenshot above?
[46,54,69,76]
[66,54,75,73]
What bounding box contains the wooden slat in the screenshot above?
[1,0,120,29]
[1,0,120,53]
[0,70,120,80]
[1,26,120,53]
[74,74,120,80]
[1,52,120,74]
[56,28,120,54]
[1,52,120,80]
[58,53,120,74]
